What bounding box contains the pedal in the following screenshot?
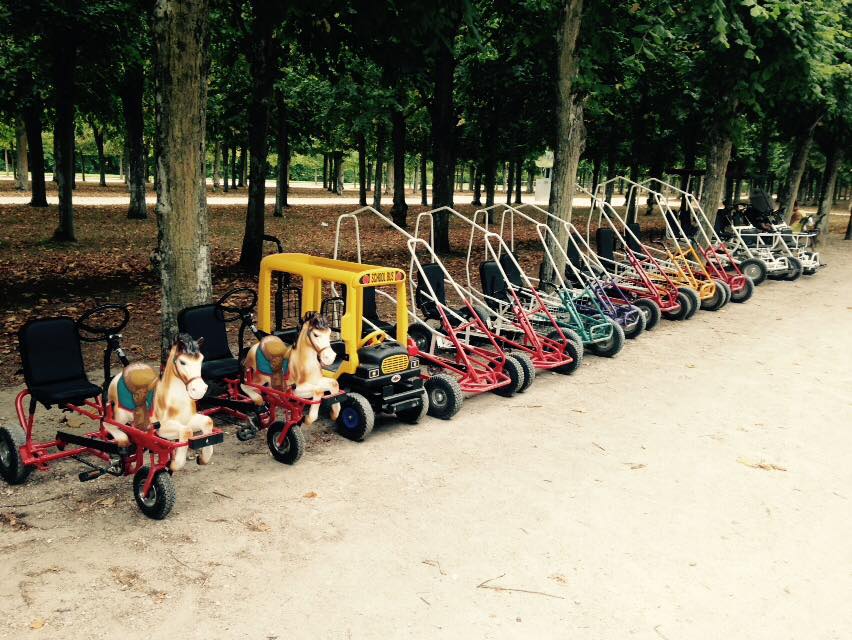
[78,468,105,482]
[236,425,258,441]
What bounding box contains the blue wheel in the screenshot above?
[336,393,375,441]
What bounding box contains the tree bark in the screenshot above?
[230,144,237,188]
[238,143,247,187]
[123,60,148,219]
[239,0,277,272]
[274,92,289,216]
[372,122,385,210]
[212,140,221,191]
[816,142,842,231]
[153,0,212,357]
[357,132,367,207]
[90,120,107,186]
[222,143,230,192]
[472,165,482,205]
[52,10,77,242]
[420,142,428,206]
[506,160,515,205]
[429,33,459,253]
[514,157,523,204]
[390,105,408,227]
[484,154,497,209]
[334,152,344,194]
[322,153,329,190]
[22,100,48,207]
[699,100,738,228]
[541,0,585,283]
[14,120,28,191]
[780,121,817,220]
[366,159,372,191]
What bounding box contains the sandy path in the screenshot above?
[0,244,850,640]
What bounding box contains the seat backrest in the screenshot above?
[499,253,524,288]
[750,189,774,216]
[596,228,615,263]
[177,304,233,361]
[415,263,447,319]
[566,241,582,268]
[626,222,643,253]
[479,260,508,307]
[361,287,380,323]
[19,317,88,388]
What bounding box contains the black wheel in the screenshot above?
[336,393,375,441]
[730,276,754,303]
[621,307,645,340]
[739,258,767,286]
[662,291,692,321]
[718,280,731,306]
[632,298,661,331]
[560,326,585,358]
[133,466,176,520]
[407,323,432,352]
[424,375,463,419]
[588,320,625,357]
[397,389,430,423]
[0,425,32,485]
[679,287,700,319]
[494,355,524,397]
[266,421,305,464]
[236,414,261,441]
[784,256,803,281]
[548,329,583,375]
[699,281,726,312]
[509,351,536,392]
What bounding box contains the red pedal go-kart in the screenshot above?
[0,304,224,519]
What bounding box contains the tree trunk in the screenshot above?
[845,203,852,241]
[506,160,515,205]
[372,122,385,210]
[230,144,237,188]
[240,0,277,272]
[322,153,329,190]
[484,154,497,209]
[699,102,737,228]
[780,121,817,220]
[334,152,344,194]
[472,165,482,205]
[222,144,230,192]
[420,143,428,206]
[14,120,28,191]
[366,160,373,191]
[430,35,459,254]
[22,100,48,207]
[90,120,107,186]
[52,13,77,242]
[384,158,392,195]
[541,2,585,282]
[237,143,246,187]
[514,157,523,204]
[816,142,842,232]
[123,60,148,219]
[357,132,367,207]
[390,105,408,227]
[153,0,212,357]
[274,94,289,217]
[212,140,221,191]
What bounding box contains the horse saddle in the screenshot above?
[117,369,156,413]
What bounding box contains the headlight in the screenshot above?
[409,357,419,368]
[368,368,379,378]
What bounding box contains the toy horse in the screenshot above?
[289,313,342,425]
[241,335,292,405]
[108,334,214,471]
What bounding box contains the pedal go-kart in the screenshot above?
[179,287,347,463]
[0,304,223,519]
[257,253,428,441]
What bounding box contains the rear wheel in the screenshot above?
[510,352,536,392]
[266,421,305,464]
[588,321,625,357]
[679,287,700,319]
[133,466,176,520]
[699,281,726,312]
[718,280,731,306]
[730,276,754,303]
[549,329,583,375]
[784,256,803,281]
[493,355,524,398]
[336,393,375,441]
[740,258,767,285]
[0,425,31,485]
[632,298,661,331]
[662,291,691,321]
[621,307,645,340]
[397,389,430,423]
[407,323,432,352]
[424,375,463,420]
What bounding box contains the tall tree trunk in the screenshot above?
[90,120,107,186]
[22,100,48,207]
[52,11,77,242]
[699,101,738,228]
[384,158,392,194]
[514,156,523,204]
[484,153,497,209]
[472,165,482,205]
[506,160,515,205]
[390,105,408,227]
[372,122,385,210]
[780,120,818,220]
[755,122,771,190]
[14,120,28,191]
[334,152,344,194]
[357,132,367,207]
[153,0,212,357]
[542,0,585,283]
[212,140,221,191]
[430,34,459,254]
[230,144,237,188]
[366,159,372,191]
[526,165,534,194]
[237,143,246,187]
[816,142,842,232]
[274,92,289,217]
[222,144,230,192]
[239,0,277,272]
[420,142,428,206]
[123,60,148,219]
[322,153,329,190]
[590,155,602,204]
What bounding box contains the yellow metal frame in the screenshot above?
[257,253,409,376]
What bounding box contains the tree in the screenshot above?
[153,0,212,356]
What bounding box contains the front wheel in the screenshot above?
[662,291,692,321]
[549,329,583,375]
[621,307,646,340]
[679,287,700,319]
[588,321,625,358]
[632,298,661,331]
[784,256,803,281]
[0,425,32,485]
[739,258,767,285]
[425,376,462,420]
[336,393,375,441]
[133,466,176,520]
[510,351,536,392]
[494,355,524,398]
[699,281,726,312]
[266,421,305,464]
[730,276,755,303]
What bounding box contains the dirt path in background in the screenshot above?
[0,244,850,640]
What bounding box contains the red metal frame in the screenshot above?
[701,243,749,294]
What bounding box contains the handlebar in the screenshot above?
[263,235,284,254]
[77,304,130,341]
[215,288,258,322]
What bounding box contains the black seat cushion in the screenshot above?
[18,317,100,407]
[626,222,644,254]
[415,263,448,320]
[499,253,524,289]
[177,304,233,362]
[480,261,508,309]
[596,228,616,263]
[202,357,241,381]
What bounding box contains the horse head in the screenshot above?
[169,333,208,400]
[299,312,335,367]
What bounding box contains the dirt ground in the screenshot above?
[0,241,849,639]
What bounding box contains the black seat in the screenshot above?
[362,286,394,336]
[596,228,616,263]
[626,222,644,253]
[480,261,509,309]
[415,263,448,321]
[499,253,524,289]
[177,304,240,380]
[19,317,102,408]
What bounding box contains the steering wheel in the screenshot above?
[360,329,387,348]
[215,287,258,322]
[77,304,131,342]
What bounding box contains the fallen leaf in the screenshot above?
[737,458,787,472]
[30,619,45,630]
[303,491,318,499]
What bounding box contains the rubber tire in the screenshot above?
[560,326,585,358]
[700,281,726,312]
[408,323,432,352]
[493,355,524,398]
[266,421,305,464]
[718,280,731,306]
[739,258,767,286]
[679,287,700,319]
[621,307,646,340]
[588,321,625,357]
[632,298,661,331]
[549,329,583,375]
[730,276,754,303]
[133,466,176,520]
[336,392,375,441]
[424,375,463,420]
[509,352,536,392]
[662,291,692,321]
[784,256,803,281]
[0,425,32,485]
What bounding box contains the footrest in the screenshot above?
[188,430,225,450]
[320,392,347,410]
[56,431,136,456]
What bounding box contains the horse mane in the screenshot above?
[174,332,203,355]
[300,312,329,332]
